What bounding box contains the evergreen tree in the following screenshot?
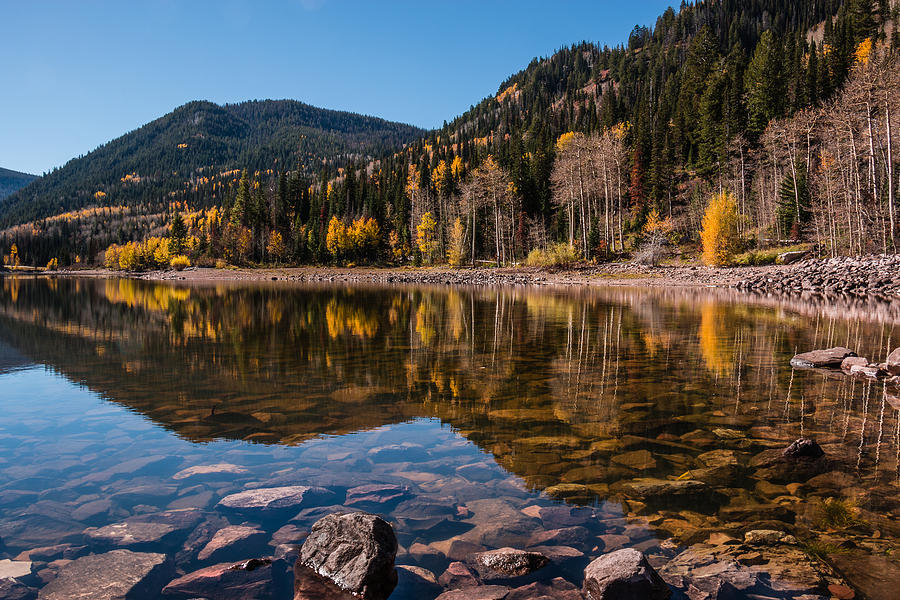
[745,30,784,138]
[169,212,187,256]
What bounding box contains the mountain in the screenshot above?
[0,168,37,201]
[0,100,424,229]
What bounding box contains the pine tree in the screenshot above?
[169,212,187,256]
[745,30,785,138]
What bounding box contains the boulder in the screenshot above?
[841,356,869,371]
[782,438,824,460]
[162,558,274,599]
[296,512,397,600]
[471,548,549,579]
[217,486,335,516]
[197,525,268,563]
[888,347,900,375]
[583,549,670,600]
[37,549,173,600]
[743,530,797,545]
[790,347,856,369]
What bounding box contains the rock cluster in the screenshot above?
[736,254,900,297]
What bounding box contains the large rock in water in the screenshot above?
[582,549,670,600]
[783,438,825,459]
[790,347,856,369]
[295,512,398,600]
[887,347,900,375]
[37,549,173,600]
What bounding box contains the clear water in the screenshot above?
[0,277,898,598]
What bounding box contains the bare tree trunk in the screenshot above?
[887,100,896,250]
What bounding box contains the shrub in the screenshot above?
[447,218,466,267]
[170,255,191,271]
[525,243,579,267]
[45,257,59,270]
[700,191,740,266]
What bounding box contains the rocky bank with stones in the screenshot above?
[737,254,900,298]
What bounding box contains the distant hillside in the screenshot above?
[0,168,37,201]
[0,100,424,229]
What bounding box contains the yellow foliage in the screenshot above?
[447,217,466,267]
[93,191,107,200]
[432,160,449,197]
[45,257,58,270]
[496,82,518,103]
[451,156,464,179]
[326,216,350,258]
[170,255,191,271]
[416,212,438,262]
[176,143,188,149]
[643,208,673,235]
[556,131,579,152]
[700,191,740,266]
[266,231,286,261]
[854,37,872,65]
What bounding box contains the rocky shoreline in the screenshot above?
[37,253,900,299]
[736,254,900,298]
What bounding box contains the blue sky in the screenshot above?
[2,0,674,175]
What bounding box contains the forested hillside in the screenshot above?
[3,0,898,269]
[0,168,37,201]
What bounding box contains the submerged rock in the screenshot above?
[83,510,203,550]
[471,548,550,579]
[197,525,268,563]
[435,585,511,600]
[582,549,670,600]
[162,558,274,599]
[38,549,173,600]
[297,512,397,600]
[507,577,584,600]
[217,486,335,516]
[783,438,825,460]
[790,347,856,369]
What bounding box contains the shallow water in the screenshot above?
[0,277,898,598]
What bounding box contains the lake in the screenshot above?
[0,276,898,599]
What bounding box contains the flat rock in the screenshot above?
[83,510,202,549]
[613,478,709,499]
[38,549,173,600]
[790,347,856,369]
[471,548,549,579]
[173,463,248,480]
[0,559,33,579]
[582,549,670,600]
[162,558,274,599]
[743,530,798,545]
[827,553,900,600]
[611,450,657,470]
[508,577,584,600]
[344,484,411,508]
[841,356,869,371]
[537,506,593,527]
[217,486,335,515]
[198,525,268,563]
[435,585,511,600]
[298,512,397,600]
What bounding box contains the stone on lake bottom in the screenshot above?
[0,579,37,600]
[582,549,670,600]
[507,577,584,600]
[162,558,274,599]
[197,525,268,563]
[471,547,550,579]
[298,512,397,600]
[435,585,511,600]
[38,549,173,600]
[217,486,335,515]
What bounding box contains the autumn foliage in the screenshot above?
[700,192,740,266]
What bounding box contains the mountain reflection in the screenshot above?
[0,276,898,502]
